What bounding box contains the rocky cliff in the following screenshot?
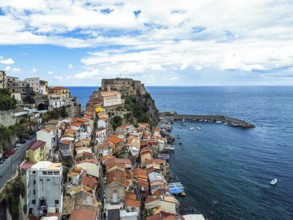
[101,78,159,127]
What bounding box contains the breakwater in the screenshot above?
[159,112,255,128]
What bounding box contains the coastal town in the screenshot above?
[0,71,204,220]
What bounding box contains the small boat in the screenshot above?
[215,121,222,124]
[271,178,277,185]
[196,126,202,130]
[190,126,195,131]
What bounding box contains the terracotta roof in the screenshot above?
[146,159,166,165]
[125,197,141,207]
[106,168,126,187]
[105,158,131,167]
[69,209,96,220]
[126,192,137,200]
[106,134,123,144]
[61,140,72,145]
[29,140,46,151]
[82,176,97,191]
[100,155,115,163]
[65,129,75,134]
[71,122,82,127]
[97,142,112,150]
[20,162,36,169]
[145,195,160,204]
[133,169,148,179]
[51,86,69,90]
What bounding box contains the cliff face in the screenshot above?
[101,78,159,126]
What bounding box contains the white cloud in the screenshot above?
[12,68,21,73]
[5,66,11,71]
[1,1,293,84]
[54,76,63,80]
[48,71,53,74]
[0,57,15,65]
[32,67,37,73]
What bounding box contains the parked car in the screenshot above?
[0,157,5,164]
[3,152,10,159]
[9,148,15,155]
[14,142,21,147]
[20,139,26,144]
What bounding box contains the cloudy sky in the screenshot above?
[0,0,293,86]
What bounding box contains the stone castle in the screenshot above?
[101,78,146,98]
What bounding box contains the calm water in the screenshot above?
[70,86,293,220]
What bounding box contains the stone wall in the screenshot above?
[0,111,17,127]
[101,78,147,98]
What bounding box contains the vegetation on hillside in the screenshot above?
[124,92,158,127]
[0,176,25,220]
[0,89,17,111]
[41,106,68,122]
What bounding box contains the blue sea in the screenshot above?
[69,86,293,220]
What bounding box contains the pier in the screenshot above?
[159,112,255,128]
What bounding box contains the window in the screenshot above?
[33,190,35,195]
[33,180,36,184]
[43,171,47,175]
[47,179,50,182]
[48,171,52,175]
[53,171,59,175]
[32,171,36,174]
[55,200,59,205]
[32,200,36,204]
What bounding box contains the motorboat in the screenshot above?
[271,178,277,185]
[190,126,195,131]
[196,126,202,130]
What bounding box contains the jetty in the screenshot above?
[159,112,255,128]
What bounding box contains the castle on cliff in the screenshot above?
[101,78,146,98]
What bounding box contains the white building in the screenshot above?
[24,77,40,93]
[99,87,122,107]
[37,129,57,156]
[27,161,63,218]
[96,127,107,145]
[48,94,66,109]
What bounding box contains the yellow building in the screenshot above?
[26,140,47,162]
[49,86,71,98]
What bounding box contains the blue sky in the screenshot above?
[0,0,293,86]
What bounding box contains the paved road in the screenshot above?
[0,137,36,189]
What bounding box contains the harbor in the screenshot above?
[159,112,255,128]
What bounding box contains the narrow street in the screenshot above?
[0,137,36,189]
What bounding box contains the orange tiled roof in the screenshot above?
[125,198,141,207]
[126,192,137,200]
[69,209,96,220]
[105,158,131,167]
[106,134,123,144]
[100,155,115,162]
[82,176,97,191]
[71,122,82,127]
[133,169,148,179]
[106,168,126,187]
[51,86,69,90]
